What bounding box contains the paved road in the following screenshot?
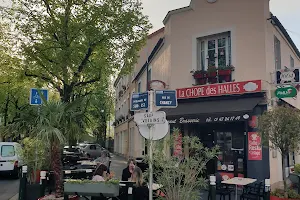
[110,154,127,179]
[0,175,19,200]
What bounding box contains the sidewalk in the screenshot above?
[9,193,18,200]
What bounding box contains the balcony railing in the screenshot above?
[192,65,234,85]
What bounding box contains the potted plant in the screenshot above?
[193,70,207,79]
[18,137,50,200]
[207,66,217,77]
[218,65,235,75]
[259,106,300,198]
[270,189,300,200]
[143,128,219,200]
[218,65,234,82]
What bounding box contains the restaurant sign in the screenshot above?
[177,80,262,99]
[248,132,262,161]
[168,113,250,124]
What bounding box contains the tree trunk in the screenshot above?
[3,94,9,126]
[51,141,63,198]
[282,154,288,197]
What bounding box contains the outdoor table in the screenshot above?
[222,177,257,200]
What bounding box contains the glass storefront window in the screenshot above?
[216,131,244,176]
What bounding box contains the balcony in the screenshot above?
[192,65,234,85]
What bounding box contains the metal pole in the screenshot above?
[148,91,153,200]
[264,179,270,200]
[40,171,47,197]
[19,166,27,200]
[209,175,216,200]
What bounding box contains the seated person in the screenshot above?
[132,167,149,200]
[92,164,107,181]
[122,158,136,181]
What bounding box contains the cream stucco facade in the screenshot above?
[114,0,300,188]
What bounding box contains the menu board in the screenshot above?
[248,132,262,160]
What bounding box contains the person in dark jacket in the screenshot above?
[132,167,149,200]
[122,158,136,181]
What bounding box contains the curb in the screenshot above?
[9,193,18,200]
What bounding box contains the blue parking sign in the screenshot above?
[155,90,177,108]
[130,92,149,111]
[30,88,49,105]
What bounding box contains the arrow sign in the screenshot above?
[30,88,49,105]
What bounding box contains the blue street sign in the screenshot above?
[155,90,178,108]
[30,88,49,105]
[130,92,149,111]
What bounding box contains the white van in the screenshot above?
[0,142,22,178]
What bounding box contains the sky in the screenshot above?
[141,0,300,50]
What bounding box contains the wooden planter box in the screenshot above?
[64,182,120,197]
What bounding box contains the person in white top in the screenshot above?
[92,164,108,182]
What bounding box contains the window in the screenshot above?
[137,81,141,93]
[197,32,231,70]
[147,67,152,82]
[274,36,281,70]
[290,56,294,68]
[1,145,15,157]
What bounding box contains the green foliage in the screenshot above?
[18,137,50,183]
[3,0,151,102]
[258,106,300,194]
[271,188,300,199]
[143,128,219,200]
[258,106,300,154]
[294,164,300,175]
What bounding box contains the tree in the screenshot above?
[3,0,151,102]
[258,105,300,195]
[5,101,87,197]
[144,128,218,200]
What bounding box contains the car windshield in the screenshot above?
[1,145,15,157]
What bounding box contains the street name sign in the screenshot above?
[134,111,166,125]
[275,86,297,98]
[155,90,177,108]
[130,92,149,111]
[30,88,49,105]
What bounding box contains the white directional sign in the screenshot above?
[134,111,166,125]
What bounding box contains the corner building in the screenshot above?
[113,0,300,189]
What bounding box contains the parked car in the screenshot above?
[0,142,23,178]
[80,143,103,158]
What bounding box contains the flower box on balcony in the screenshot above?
[193,70,207,79]
[218,69,232,76]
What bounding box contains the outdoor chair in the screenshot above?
[240,180,264,200]
[289,173,300,194]
[207,173,234,200]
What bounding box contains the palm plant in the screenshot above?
[4,100,87,198]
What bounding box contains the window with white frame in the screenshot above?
[197,32,231,70]
[290,56,294,69]
[274,36,281,70]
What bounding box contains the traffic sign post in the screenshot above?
[132,87,176,200]
[130,92,149,111]
[134,111,166,125]
[30,88,49,105]
[155,90,177,107]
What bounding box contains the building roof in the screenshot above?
[163,6,192,25]
[132,37,165,82]
[270,13,300,58]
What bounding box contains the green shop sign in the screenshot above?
[275,87,297,98]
